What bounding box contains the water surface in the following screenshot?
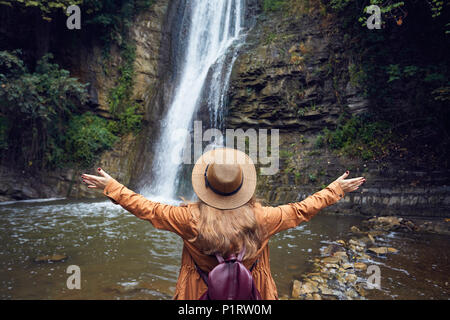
[0,199,448,299]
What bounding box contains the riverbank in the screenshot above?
[285,215,450,300]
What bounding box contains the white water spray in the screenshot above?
[140,0,246,203]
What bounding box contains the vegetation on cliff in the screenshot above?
[261,0,449,167]
[0,0,150,170]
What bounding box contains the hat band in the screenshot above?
[204,164,244,197]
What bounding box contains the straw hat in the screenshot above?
[191,148,257,210]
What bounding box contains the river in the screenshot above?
[0,198,448,299]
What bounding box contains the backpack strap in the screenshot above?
[249,259,258,272]
[237,245,246,261]
[195,262,209,286]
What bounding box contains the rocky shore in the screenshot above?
[286,215,449,300]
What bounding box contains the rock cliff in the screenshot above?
[225,5,450,217]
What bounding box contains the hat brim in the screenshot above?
[192,148,257,210]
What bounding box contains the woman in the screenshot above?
[81,148,365,299]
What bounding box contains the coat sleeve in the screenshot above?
[103,179,195,239]
[261,181,345,237]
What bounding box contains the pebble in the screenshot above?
[368,247,389,255]
[322,256,340,264]
[354,262,368,271]
[34,254,68,263]
[312,293,322,300]
[345,274,357,283]
[300,281,318,294]
[292,280,302,298]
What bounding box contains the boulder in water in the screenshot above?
[321,256,340,264]
[292,280,302,298]
[354,262,367,271]
[34,254,68,263]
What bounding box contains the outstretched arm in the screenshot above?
[81,168,195,238]
[262,171,365,237]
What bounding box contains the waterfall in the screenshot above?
[140,0,246,203]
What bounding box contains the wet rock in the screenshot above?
[345,289,359,299]
[349,244,365,253]
[34,254,68,263]
[342,263,354,270]
[387,247,398,253]
[355,283,367,297]
[333,251,348,259]
[349,239,366,247]
[367,230,385,237]
[300,281,319,294]
[336,240,346,246]
[350,226,362,233]
[312,293,322,300]
[292,280,302,298]
[354,262,367,271]
[333,251,349,263]
[322,244,343,256]
[357,236,373,245]
[356,253,371,261]
[310,276,324,284]
[345,274,357,283]
[319,285,336,296]
[368,247,389,255]
[363,216,419,233]
[321,256,340,264]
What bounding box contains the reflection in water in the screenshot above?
[0,199,448,299]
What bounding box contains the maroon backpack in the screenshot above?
[196,246,261,300]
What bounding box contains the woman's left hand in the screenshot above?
[81,168,112,190]
[334,171,365,194]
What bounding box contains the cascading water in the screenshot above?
[140,0,246,203]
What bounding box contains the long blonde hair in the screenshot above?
[191,196,265,261]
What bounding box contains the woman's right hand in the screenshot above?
[81,168,112,190]
[334,171,365,194]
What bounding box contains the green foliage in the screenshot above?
[65,113,118,168]
[0,50,122,169]
[387,64,447,84]
[0,117,8,150]
[0,0,153,46]
[263,0,286,12]
[280,150,294,158]
[323,0,450,165]
[107,103,143,135]
[107,43,143,136]
[386,64,402,83]
[316,114,395,160]
[348,63,366,87]
[0,51,90,168]
[308,173,317,182]
[0,0,82,21]
[82,0,153,47]
[108,43,136,115]
[329,0,352,11]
